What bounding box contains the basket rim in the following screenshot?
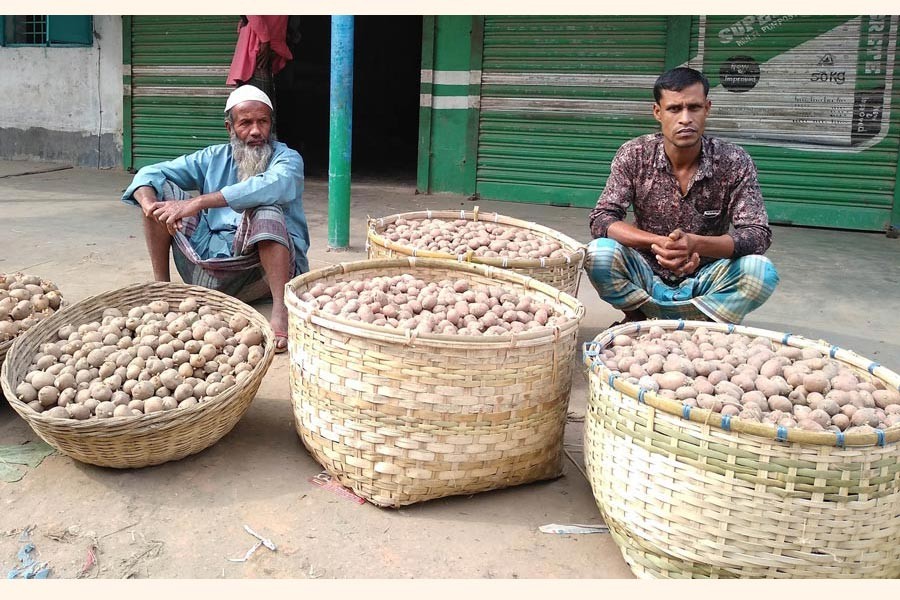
[366,207,587,268]
[285,257,585,348]
[1,281,275,432]
[583,319,900,448]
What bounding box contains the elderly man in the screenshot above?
[121,85,309,352]
[586,67,779,325]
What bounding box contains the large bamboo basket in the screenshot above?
[0,274,66,369]
[1,282,275,469]
[286,257,585,507]
[582,319,900,578]
[366,208,586,295]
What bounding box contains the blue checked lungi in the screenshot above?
[160,180,295,303]
[585,237,779,324]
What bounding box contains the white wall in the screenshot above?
[0,16,123,166]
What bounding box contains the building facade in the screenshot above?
[2,15,898,233]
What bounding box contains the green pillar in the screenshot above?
[328,16,354,250]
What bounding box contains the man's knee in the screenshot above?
[257,238,291,255]
[585,237,624,283]
[735,255,779,286]
[733,255,780,304]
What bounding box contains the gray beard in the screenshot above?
[231,133,274,181]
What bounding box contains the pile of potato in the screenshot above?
[298,274,570,336]
[597,326,900,434]
[381,218,571,260]
[0,273,63,344]
[14,298,265,420]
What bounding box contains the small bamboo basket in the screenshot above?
[366,208,586,295]
[0,282,275,469]
[583,319,900,578]
[286,257,585,507]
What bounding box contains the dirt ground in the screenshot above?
[0,162,897,579]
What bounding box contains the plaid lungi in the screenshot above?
[585,237,779,324]
[161,181,295,303]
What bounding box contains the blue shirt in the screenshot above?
[121,141,310,274]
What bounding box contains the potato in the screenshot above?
[173,383,194,402]
[656,371,687,391]
[43,406,69,419]
[37,386,60,407]
[714,380,743,401]
[177,362,194,378]
[16,382,38,403]
[131,381,155,401]
[831,413,850,430]
[29,371,55,390]
[696,394,723,413]
[797,418,825,432]
[144,397,164,414]
[89,382,112,402]
[239,327,264,347]
[179,397,199,409]
[159,368,183,390]
[95,401,116,418]
[802,373,831,394]
[203,331,227,348]
[741,391,769,411]
[57,388,76,407]
[851,408,879,428]
[767,395,793,413]
[730,372,756,393]
[873,389,900,409]
[805,392,825,409]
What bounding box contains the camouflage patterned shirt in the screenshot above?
[588,133,772,283]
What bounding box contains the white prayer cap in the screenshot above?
[224,85,273,113]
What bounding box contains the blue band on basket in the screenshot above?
[608,373,617,387]
[638,388,647,404]
[782,333,792,344]
[634,323,642,334]
[721,415,732,431]
[830,346,840,358]
[776,426,788,441]
[836,432,845,447]
[877,430,886,447]
[868,362,881,374]
[682,405,692,419]
[726,324,735,333]
[676,320,685,331]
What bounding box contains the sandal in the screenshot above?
[274,331,288,354]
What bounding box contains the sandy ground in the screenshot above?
[0,162,897,578]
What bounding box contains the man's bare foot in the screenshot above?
[270,302,289,353]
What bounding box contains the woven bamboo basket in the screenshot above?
[366,208,586,295]
[286,257,585,507]
[582,319,900,579]
[0,274,66,370]
[0,282,275,468]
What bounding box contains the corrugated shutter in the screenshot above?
[476,16,671,207]
[700,15,899,231]
[127,16,238,170]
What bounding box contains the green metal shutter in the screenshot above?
[476,16,673,207]
[700,15,900,231]
[125,16,239,170]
